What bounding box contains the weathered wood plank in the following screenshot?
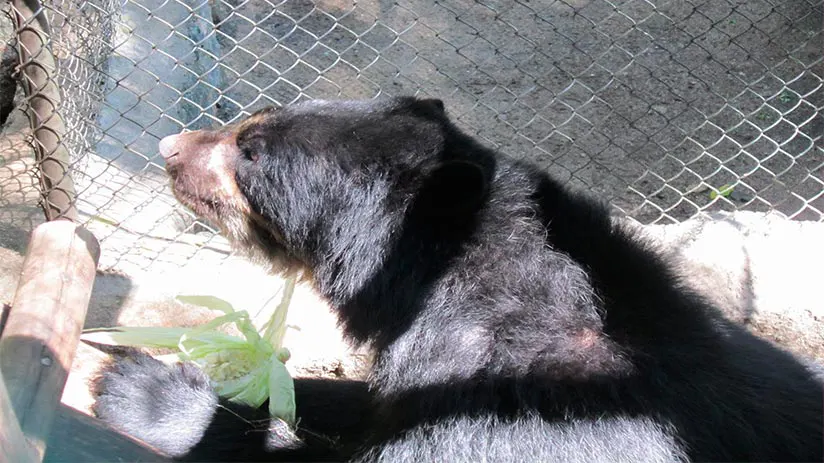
[0,221,100,459]
[44,405,171,462]
[0,368,37,462]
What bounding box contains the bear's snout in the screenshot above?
[158,133,181,160]
[158,130,229,169]
[158,128,247,221]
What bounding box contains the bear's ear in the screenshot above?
[419,98,445,113]
[404,98,446,118]
[416,160,488,218]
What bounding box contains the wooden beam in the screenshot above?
[44,405,171,462]
[0,368,37,462]
[0,221,100,460]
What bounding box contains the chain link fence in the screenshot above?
[4,0,823,273]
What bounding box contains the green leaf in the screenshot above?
[89,215,120,227]
[81,327,191,348]
[262,273,298,349]
[176,295,236,313]
[269,359,296,425]
[214,361,271,408]
[85,284,298,424]
[710,184,735,199]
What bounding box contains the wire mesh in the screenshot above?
[4,0,823,273]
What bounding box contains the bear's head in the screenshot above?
[158,97,491,310]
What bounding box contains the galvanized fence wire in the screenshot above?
[5,0,823,272]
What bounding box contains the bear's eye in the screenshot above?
[241,148,259,163]
[236,127,267,163]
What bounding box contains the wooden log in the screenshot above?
[0,221,100,460]
[43,405,171,462]
[0,368,38,462]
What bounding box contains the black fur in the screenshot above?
[94,97,824,462]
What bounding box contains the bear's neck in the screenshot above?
[316,154,719,387]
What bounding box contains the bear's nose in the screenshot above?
[159,134,180,160]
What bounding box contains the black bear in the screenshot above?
[93,97,823,462]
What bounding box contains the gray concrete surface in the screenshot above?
[203,0,822,222]
[641,212,824,359]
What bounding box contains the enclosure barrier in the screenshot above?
[0,367,35,462]
[0,221,98,460]
[0,222,170,461]
[0,0,818,272]
[0,0,818,275]
[10,0,76,221]
[1,0,92,457]
[0,0,167,458]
